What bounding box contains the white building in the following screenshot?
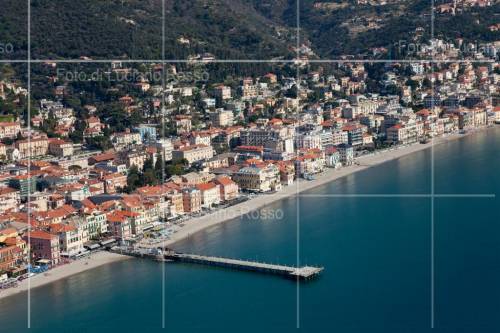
[196,182,221,208]
[172,144,214,164]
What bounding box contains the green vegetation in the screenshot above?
[1,0,293,60]
[0,0,498,60]
[125,155,189,192]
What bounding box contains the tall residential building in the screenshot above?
[9,175,37,199]
[182,188,202,213]
[156,138,174,162]
[24,231,61,266]
[209,109,234,127]
[213,85,231,100]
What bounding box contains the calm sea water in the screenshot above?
[1,128,499,333]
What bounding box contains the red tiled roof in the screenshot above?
[28,230,56,241]
[215,176,235,186]
[235,145,264,152]
[0,187,17,195]
[50,223,76,233]
[195,182,217,191]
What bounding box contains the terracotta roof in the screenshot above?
[235,145,264,152]
[90,153,116,162]
[120,195,142,208]
[107,210,139,223]
[27,230,56,241]
[0,187,18,195]
[195,182,217,191]
[0,227,18,236]
[215,176,235,186]
[80,199,97,210]
[50,223,76,233]
[0,122,20,127]
[3,237,24,246]
[177,144,210,152]
[103,172,126,180]
[325,146,338,154]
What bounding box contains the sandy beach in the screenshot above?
[0,251,130,300]
[0,126,496,300]
[163,127,498,248]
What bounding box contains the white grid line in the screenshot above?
[296,0,301,329]
[0,59,495,64]
[161,0,167,329]
[278,194,496,198]
[430,0,436,328]
[27,0,31,328]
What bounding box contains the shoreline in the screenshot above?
[163,126,498,248]
[0,126,496,300]
[0,251,130,300]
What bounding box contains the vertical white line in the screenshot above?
[27,0,31,329]
[296,0,301,329]
[430,0,435,329]
[161,0,166,329]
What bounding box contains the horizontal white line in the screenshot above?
[0,59,495,64]
[267,193,496,198]
[19,193,495,199]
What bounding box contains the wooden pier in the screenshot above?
[165,252,323,280]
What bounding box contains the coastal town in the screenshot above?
[1,35,500,293]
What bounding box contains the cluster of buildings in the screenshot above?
[436,0,495,16]
[0,38,499,280]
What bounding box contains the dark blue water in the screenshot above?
[1,128,498,333]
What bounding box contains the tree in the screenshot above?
[154,153,164,180]
[86,136,112,151]
[284,85,298,98]
[126,165,142,192]
[68,165,82,172]
[143,156,154,172]
[166,164,184,177]
[143,169,157,186]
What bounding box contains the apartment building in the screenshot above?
[48,138,74,157]
[195,182,221,208]
[49,223,88,257]
[0,122,21,139]
[209,109,234,127]
[106,211,132,241]
[182,188,202,213]
[24,231,61,266]
[0,186,20,214]
[15,137,49,158]
[232,164,281,193]
[173,145,214,164]
[214,176,239,201]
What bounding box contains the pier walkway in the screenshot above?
[165,252,323,280]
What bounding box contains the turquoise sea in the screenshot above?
[0,128,499,333]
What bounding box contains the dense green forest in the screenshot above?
[0,0,498,60]
[295,0,500,57]
[0,0,293,60]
